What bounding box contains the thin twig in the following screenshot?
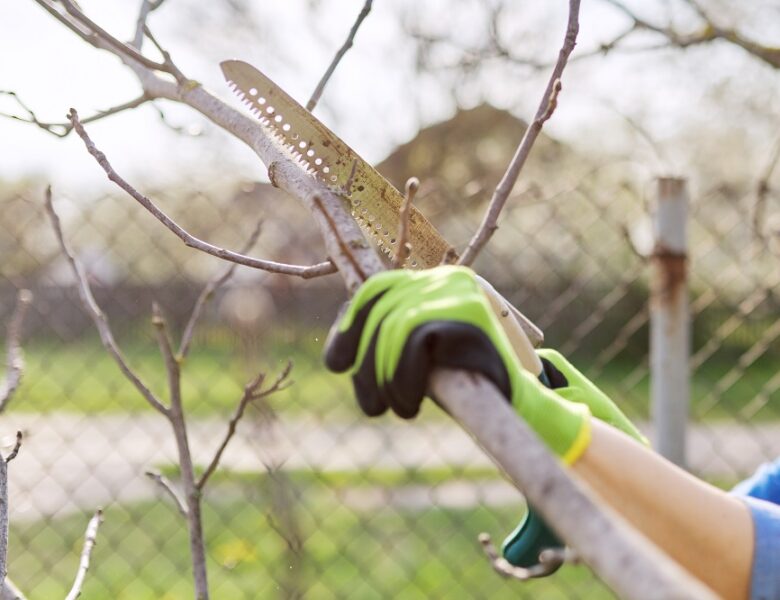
[145,471,188,517]
[151,305,209,598]
[600,0,780,69]
[458,0,581,266]
[63,509,104,600]
[4,433,22,465]
[0,91,149,138]
[306,0,373,111]
[197,362,292,491]
[392,177,419,268]
[142,25,187,84]
[45,187,169,416]
[478,532,577,580]
[57,0,184,80]
[151,303,179,407]
[67,110,336,279]
[311,194,368,283]
[133,0,165,49]
[0,291,32,412]
[178,223,262,360]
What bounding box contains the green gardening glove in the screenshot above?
[323,266,592,463]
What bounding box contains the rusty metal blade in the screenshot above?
[220,59,453,268]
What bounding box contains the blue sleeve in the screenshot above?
[732,458,780,600]
[732,457,780,504]
[738,497,780,600]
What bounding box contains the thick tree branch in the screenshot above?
[68,109,336,279]
[63,509,104,600]
[196,362,292,491]
[0,291,32,412]
[306,0,373,111]
[459,0,580,265]
[45,187,169,416]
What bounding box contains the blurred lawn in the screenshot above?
[14,327,778,421]
[8,471,616,600]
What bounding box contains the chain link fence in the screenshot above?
[1,143,778,598]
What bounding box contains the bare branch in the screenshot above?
[0,579,26,600]
[133,0,165,49]
[391,177,418,268]
[178,223,262,360]
[142,24,187,84]
[64,509,104,600]
[0,291,32,412]
[68,109,336,279]
[0,434,22,584]
[311,194,369,283]
[145,471,188,518]
[4,433,22,465]
[478,532,577,580]
[600,0,780,69]
[45,187,169,416]
[197,362,292,491]
[151,303,179,408]
[306,0,373,111]
[458,0,581,265]
[0,90,150,138]
[56,0,185,82]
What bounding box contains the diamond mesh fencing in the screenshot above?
[1,147,778,599]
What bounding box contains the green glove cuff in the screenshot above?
[537,349,649,446]
[510,368,592,464]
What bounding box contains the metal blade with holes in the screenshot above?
[221,59,452,268]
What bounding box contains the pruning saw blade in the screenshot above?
[220,59,544,346]
[221,59,452,269]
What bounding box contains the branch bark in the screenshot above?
[458,0,580,266]
[63,509,103,600]
[0,291,32,412]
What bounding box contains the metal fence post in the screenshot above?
[651,177,690,467]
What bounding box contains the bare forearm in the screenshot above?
[572,419,753,600]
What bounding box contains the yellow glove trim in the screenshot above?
[561,418,592,466]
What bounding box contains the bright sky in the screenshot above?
[1,1,778,196]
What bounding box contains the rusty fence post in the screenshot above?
[651,177,690,467]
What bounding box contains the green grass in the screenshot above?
[8,473,615,599]
[12,327,779,421]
